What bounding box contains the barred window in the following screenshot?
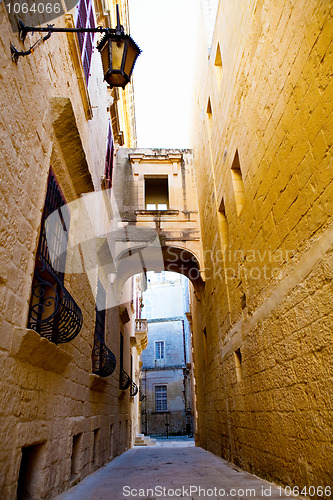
[76,0,96,86]
[27,169,82,344]
[155,341,165,360]
[155,385,167,412]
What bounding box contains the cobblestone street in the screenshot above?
[55,439,290,500]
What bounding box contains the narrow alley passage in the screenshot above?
[54,439,290,500]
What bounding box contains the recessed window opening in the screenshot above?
[234,348,243,382]
[93,428,100,464]
[17,443,45,500]
[145,177,169,210]
[218,198,229,251]
[231,151,246,215]
[71,433,82,478]
[155,340,165,360]
[206,98,213,139]
[109,424,114,459]
[155,385,167,412]
[203,327,208,364]
[214,43,223,87]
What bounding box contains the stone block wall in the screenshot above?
[0,2,138,498]
[191,0,333,494]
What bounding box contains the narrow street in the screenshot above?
[54,439,290,500]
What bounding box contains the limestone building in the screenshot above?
[140,272,193,437]
[190,0,333,492]
[0,0,145,498]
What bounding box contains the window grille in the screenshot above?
[92,280,116,377]
[27,169,82,343]
[105,122,114,189]
[155,385,167,412]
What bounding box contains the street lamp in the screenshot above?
[10,4,141,89]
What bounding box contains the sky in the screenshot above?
[128,0,200,149]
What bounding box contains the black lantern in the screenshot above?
[97,5,141,88]
[10,4,141,89]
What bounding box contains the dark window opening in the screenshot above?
[17,443,45,500]
[93,428,100,464]
[145,177,169,210]
[235,348,243,382]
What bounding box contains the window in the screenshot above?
[231,150,246,215]
[76,0,96,86]
[155,341,165,360]
[155,385,167,412]
[104,121,114,190]
[17,443,45,500]
[27,169,84,344]
[214,43,223,87]
[145,177,169,210]
[234,348,243,382]
[218,198,229,250]
[206,98,213,140]
[71,434,82,479]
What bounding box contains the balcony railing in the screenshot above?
[92,337,116,377]
[28,263,83,344]
[119,368,131,390]
[135,319,148,334]
[135,319,148,354]
[130,380,138,397]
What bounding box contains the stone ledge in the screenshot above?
[10,328,72,373]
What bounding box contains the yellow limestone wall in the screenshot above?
[191,0,333,493]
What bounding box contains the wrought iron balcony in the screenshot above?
[92,336,116,377]
[139,391,146,402]
[28,263,83,344]
[119,368,131,390]
[130,380,138,397]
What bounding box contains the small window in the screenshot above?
[234,348,243,382]
[71,433,82,479]
[214,43,223,87]
[17,443,45,500]
[218,198,229,250]
[145,177,169,210]
[155,385,167,411]
[155,341,165,360]
[206,98,213,139]
[231,150,246,215]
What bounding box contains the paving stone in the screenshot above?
[54,439,291,500]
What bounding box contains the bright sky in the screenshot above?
[128,0,200,149]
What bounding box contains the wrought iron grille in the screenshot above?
[92,336,116,377]
[27,169,83,343]
[119,368,131,390]
[139,391,146,402]
[130,381,138,397]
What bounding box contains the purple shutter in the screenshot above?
[75,0,95,86]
